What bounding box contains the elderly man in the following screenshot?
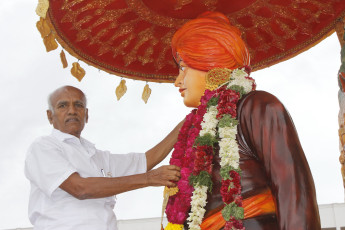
[25,85,182,230]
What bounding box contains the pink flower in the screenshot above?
[201,90,216,104]
[181,168,192,180]
[170,159,182,168]
[224,218,245,230]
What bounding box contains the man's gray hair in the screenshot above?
[47,86,87,111]
[47,92,54,111]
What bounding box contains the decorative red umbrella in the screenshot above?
[37,0,345,83]
[36,0,345,185]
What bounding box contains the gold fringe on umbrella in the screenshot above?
[36,17,50,38]
[37,17,58,52]
[34,0,154,104]
[71,62,85,82]
[142,83,152,104]
[43,33,58,52]
[115,79,127,101]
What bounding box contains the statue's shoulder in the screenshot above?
[238,90,285,111]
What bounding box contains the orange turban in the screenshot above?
[172,12,250,71]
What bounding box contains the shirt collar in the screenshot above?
[51,128,78,142]
[51,129,96,157]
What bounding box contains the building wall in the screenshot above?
[319,203,345,230]
[5,203,345,230]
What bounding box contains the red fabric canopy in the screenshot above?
[47,0,345,82]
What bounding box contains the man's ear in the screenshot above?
[85,108,89,123]
[47,110,53,124]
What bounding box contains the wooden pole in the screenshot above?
[335,17,345,192]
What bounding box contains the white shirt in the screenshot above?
[25,129,147,230]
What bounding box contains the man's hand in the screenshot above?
[146,165,181,187]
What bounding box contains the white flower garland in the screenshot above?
[219,137,240,168]
[227,68,252,92]
[219,67,252,169]
[187,185,208,230]
[184,68,253,229]
[199,105,219,137]
[187,105,218,229]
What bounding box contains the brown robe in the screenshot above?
[187,90,321,230]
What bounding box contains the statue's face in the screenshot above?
[174,61,207,108]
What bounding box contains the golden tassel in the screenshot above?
[115,79,127,101]
[60,50,68,68]
[36,0,49,18]
[36,17,58,52]
[71,62,85,81]
[142,83,152,104]
[36,17,50,38]
[43,33,58,52]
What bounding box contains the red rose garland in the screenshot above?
[166,103,208,224]
[165,67,255,230]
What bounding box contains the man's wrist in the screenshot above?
[144,171,150,186]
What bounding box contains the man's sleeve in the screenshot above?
[108,152,147,177]
[25,137,77,197]
[238,91,321,230]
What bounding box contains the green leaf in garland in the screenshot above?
[218,114,238,128]
[195,133,218,147]
[222,202,244,221]
[189,171,213,192]
[229,85,246,97]
[228,85,245,98]
[207,97,219,108]
[220,166,242,179]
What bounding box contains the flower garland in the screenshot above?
[165,67,255,230]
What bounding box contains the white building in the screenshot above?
[5,203,345,230]
[319,203,345,230]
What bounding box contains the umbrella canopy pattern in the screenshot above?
[45,0,345,82]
